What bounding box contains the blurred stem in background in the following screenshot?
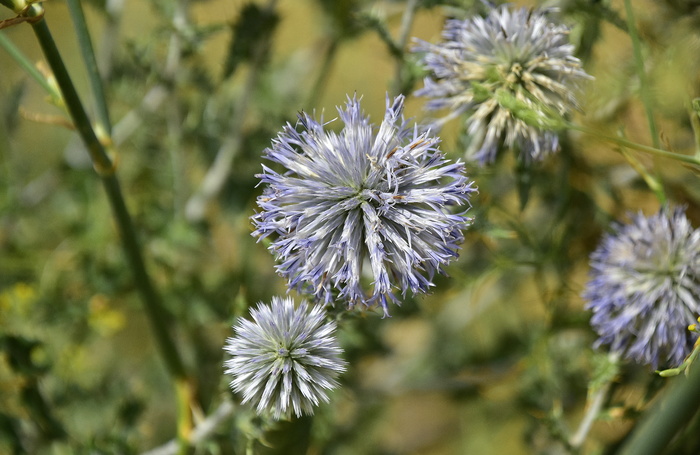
[391,0,418,96]
[691,99,700,159]
[164,0,188,219]
[65,0,111,137]
[184,0,278,222]
[0,1,196,451]
[623,0,658,150]
[622,0,666,203]
[569,123,700,167]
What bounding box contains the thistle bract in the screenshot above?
[584,208,700,368]
[252,94,475,315]
[413,5,591,164]
[224,296,346,420]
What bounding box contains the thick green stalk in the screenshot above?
[66,0,112,135]
[617,363,700,455]
[26,4,187,382]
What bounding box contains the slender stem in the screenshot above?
[690,100,700,159]
[100,175,189,381]
[569,123,700,166]
[27,5,188,381]
[623,0,658,149]
[0,30,61,100]
[619,148,667,205]
[98,0,125,79]
[569,381,611,449]
[617,361,700,455]
[141,400,236,455]
[392,0,419,96]
[184,0,277,222]
[164,0,188,219]
[0,105,12,201]
[66,0,112,135]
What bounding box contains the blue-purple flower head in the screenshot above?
[224,296,346,420]
[413,5,591,164]
[252,94,475,316]
[583,208,700,368]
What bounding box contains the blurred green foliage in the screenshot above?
[1,0,700,454]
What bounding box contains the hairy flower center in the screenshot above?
[356,188,379,205]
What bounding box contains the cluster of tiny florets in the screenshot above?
[252,94,475,316]
[413,5,591,164]
[583,208,700,368]
[224,296,346,419]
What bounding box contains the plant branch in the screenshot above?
[27,3,188,383]
[569,380,611,449]
[141,400,236,455]
[623,0,658,149]
[66,0,112,135]
[391,0,419,96]
[569,123,700,166]
[184,0,278,222]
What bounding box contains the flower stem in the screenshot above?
[619,148,667,205]
[391,0,419,96]
[27,2,188,384]
[569,380,611,449]
[690,99,700,159]
[66,0,112,135]
[569,123,700,166]
[623,0,659,150]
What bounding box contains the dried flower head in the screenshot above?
[224,296,346,420]
[252,94,475,315]
[413,5,591,164]
[584,208,700,368]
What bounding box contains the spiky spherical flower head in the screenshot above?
[252,94,475,316]
[583,208,700,368]
[224,296,346,420]
[413,5,591,165]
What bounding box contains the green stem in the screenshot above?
[619,148,667,205]
[0,30,61,101]
[569,123,700,166]
[690,99,700,159]
[617,360,700,455]
[27,5,187,382]
[66,0,112,135]
[391,0,418,96]
[624,0,659,149]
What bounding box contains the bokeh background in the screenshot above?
[2,0,700,453]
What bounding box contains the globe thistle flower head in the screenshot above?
[252,94,475,316]
[224,296,346,420]
[583,208,700,368]
[413,5,591,165]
